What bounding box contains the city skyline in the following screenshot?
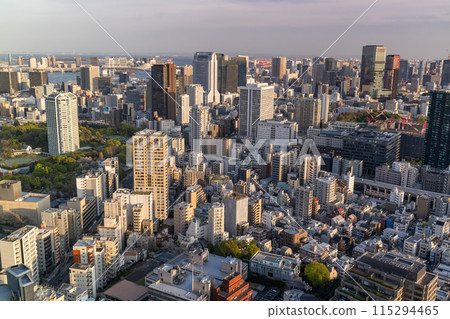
[1,0,450,59]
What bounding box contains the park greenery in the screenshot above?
[0,122,140,197]
[207,239,260,260]
[303,262,330,288]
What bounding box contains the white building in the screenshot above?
[223,192,248,236]
[190,105,210,153]
[390,187,405,206]
[238,83,274,137]
[207,202,227,245]
[76,171,106,215]
[69,264,97,299]
[256,119,298,140]
[193,52,220,104]
[186,84,204,107]
[45,92,80,156]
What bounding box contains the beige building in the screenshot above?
[294,98,321,132]
[133,130,168,220]
[174,202,194,236]
[0,180,50,226]
[0,226,39,282]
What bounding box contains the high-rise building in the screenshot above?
[314,176,337,208]
[36,228,57,275]
[223,192,248,236]
[190,104,210,153]
[248,198,262,226]
[272,57,287,81]
[132,130,169,220]
[0,226,39,282]
[6,264,35,301]
[29,71,48,87]
[193,52,220,104]
[295,186,313,222]
[76,171,106,215]
[294,98,321,132]
[271,152,290,183]
[230,55,248,87]
[218,58,239,94]
[174,201,194,236]
[422,90,450,169]
[147,63,177,120]
[177,94,190,125]
[176,65,193,95]
[186,84,204,107]
[441,60,450,87]
[383,55,401,98]
[80,66,100,91]
[208,202,226,245]
[69,263,97,299]
[360,45,387,98]
[319,94,330,125]
[238,83,274,137]
[399,59,409,83]
[0,71,19,93]
[256,119,298,140]
[41,208,71,257]
[45,92,80,156]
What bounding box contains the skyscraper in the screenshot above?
[399,59,410,83]
[29,71,48,87]
[422,90,450,169]
[230,55,248,87]
[132,130,169,220]
[45,92,80,156]
[272,57,286,81]
[441,59,450,87]
[190,104,210,153]
[294,98,321,132]
[147,63,177,121]
[186,84,204,107]
[238,83,274,137]
[223,192,248,236]
[173,201,194,236]
[360,45,387,98]
[80,66,100,91]
[383,54,401,98]
[0,71,19,93]
[193,52,220,104]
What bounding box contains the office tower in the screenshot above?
[126,89,146,112]
[238,83,274,137]
[422,90,450,169]
[29,71,48,87]
[69,264,97,299]
[186,84,204,107]
[36,229,57,275]
[441,60,450,87]
[193,52,220,104]
[190,104,210,153]
[80,66,100,91]
[174,202,195,236]
[319,94,330,124]
[218,59,239,94]
[335,251,437,301]
[147,63,177,120]
[76,171,106,215]
[45,92,79,156]
[248,198,262,226]
[178,94,190,125]
[342,131,401,176]
[295,186,313,222]
[6,265,35,301]
[41,208,70,257]
[256,119,298,140]
[360,45,387,98]
[17,56,23,66]
[238,167,251,182]
[208,202,225,245]
[176,65,193,95]
[314,176,336,207]
[294,98,321,132]
[271,152,290,183]
[417,60,427,85]
[132,130,168,220]
[0,226,39,282]
[272,57,286,81]
[223,192,248,236]
[383,55,401,98]
[399,59,409,83]
[0,71,19,93]
[230,55,248,86]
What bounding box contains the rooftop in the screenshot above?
[250,251,300,271]
[1,226,35,242]
[103,280,149,301]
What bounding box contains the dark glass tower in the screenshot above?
[422,90,450,169]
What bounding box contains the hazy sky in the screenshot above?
[1,0,449,59]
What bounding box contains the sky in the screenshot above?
[1,0,449,59]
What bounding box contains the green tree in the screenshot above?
[303,262,330,289]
